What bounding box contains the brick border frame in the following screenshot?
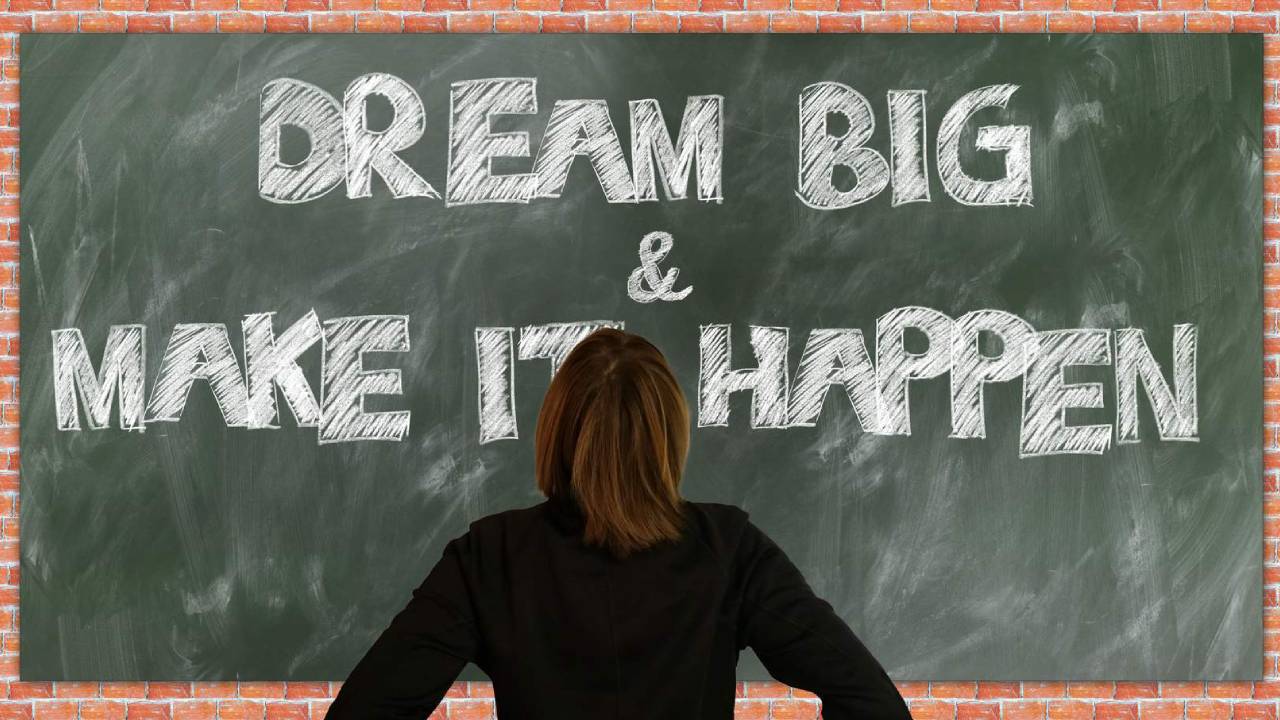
[0,15,1276,720]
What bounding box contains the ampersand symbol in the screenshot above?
[627,231,693,304]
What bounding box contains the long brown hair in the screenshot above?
[535,328,691,560]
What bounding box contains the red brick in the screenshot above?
[1115,684,1159,700]
[1093,704,1137,720]
[956,703,999,720]
[101,684,146,700]
[173,13,218,30]
[77,9,125,27]
[769,700,818,719]
[311,11,355,28]
[1235,703,1280,720]
[1235,13,1277,31]
[1006,702,1048,720]
[127,13,172,30]
[445,701,492,720]
[633,10,678,29]
[542,11,585,29]
[403,13,447,29]
[1138,12,1183,29]
[0,13,31,30]
[190,684,236,699]
[1186,11,1230,29]
[265,14,308,30]
[1094,13,1138,29]
[1161,683,1206,698]
[33,13,77,30]
[80,702,126,720]
[1205,683,1252,699]
[355,11,402,29]
[725,12,765,29]
[218,12,265,30]
[957,13,1000,29]
[909,11,955,29]
[817,13,860,29]
[124,704,171,720]
[170,702,214,720]
[262,703,305,720]
[447,10,492,28]
[32,703,76,720]
[1186,701,1232,720]
[1002,11,1046,29]
[1139,701,1185,720]
[743,682,790,699]
[772,11,818,30]
[929,684,977,701]
[678,12,722,28]
[863,11,908,28]
[147,684,191,700]
[909,700,957,720]
[1046,700,1094,720]
[584,10,628,27]
[9,685,52,700]
[494,10,537,27]
[214,702,263,720]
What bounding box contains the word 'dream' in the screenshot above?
[259,75,724,206]
[476,314,1198,457]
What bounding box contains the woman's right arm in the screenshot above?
[736,518,913,720]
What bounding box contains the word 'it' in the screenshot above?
[50,312,410,444]
[477,314,1196,458]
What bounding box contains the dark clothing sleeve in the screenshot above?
[736,519,912,720]
[326,535,480,720]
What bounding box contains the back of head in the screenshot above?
[535,328,691,560]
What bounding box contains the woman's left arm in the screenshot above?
[326,534,481,720]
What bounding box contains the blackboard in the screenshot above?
[19,34,1262,681]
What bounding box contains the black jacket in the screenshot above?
[325,493,911,720]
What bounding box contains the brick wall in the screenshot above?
[0,12,1274,720]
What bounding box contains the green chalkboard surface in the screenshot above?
[19,34,1262,681]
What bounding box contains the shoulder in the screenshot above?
[446,503,545,554]
[680,500,759,566]
[684,499,750,529]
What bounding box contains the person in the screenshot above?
[325,328,911,720]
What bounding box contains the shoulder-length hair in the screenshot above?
[535,328,691,560]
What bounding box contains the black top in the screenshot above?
[325,494,911,719]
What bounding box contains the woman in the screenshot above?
[326,328,910,720]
